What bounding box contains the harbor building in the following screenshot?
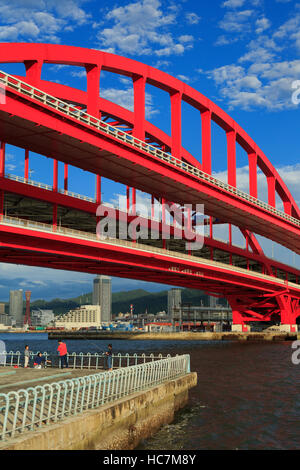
[9,289,23,326]
[93,275,112,323]
[55,305,101,329]
[167,288,182,320]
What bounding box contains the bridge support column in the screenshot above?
[248,152,258,198]
[227,130,236,187]
[0,142,5,221]
[228,299,251,332]
[0,141,5,177]
[277,294,299,332]
[24,60,42,84]
[267,173,276,208]
[25,149,29,180]
[170,91,182,160]
[64,164,68,192]
[85,64,101,118]
[53,159,58,231]
[201,109,211,175]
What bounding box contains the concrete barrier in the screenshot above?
[0,372,197,450]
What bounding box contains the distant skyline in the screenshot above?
[0,0,299,298]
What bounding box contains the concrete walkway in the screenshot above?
[0,367,107,394]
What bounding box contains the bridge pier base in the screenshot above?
[279,324,298,333]
[231,324,251,332]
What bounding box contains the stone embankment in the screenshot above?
[0,372,197,450]
[48,331,299,341]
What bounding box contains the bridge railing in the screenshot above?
[0,351,171,369]
[0,354,190,441]
[0,70,299,228]
[4,173,96,203]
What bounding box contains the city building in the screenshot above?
[167,288,182,320]
[9,289,23,326]
[0,303,5,314]
[93,275,112,323]
[0,313,12,327]
[31,309,55,327]
[55,305,101,329]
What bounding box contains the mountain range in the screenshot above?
[26,288,228,316]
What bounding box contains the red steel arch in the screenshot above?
[0,43,299,329]
[0,42,298,220]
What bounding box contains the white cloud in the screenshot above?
[206,4,300,111]
[255,16,271,34]
[0,0,90,42]
[222,0,246,8]
[206,61,300,110]
[96,0,194,57]
[177,74,190,82]
[178,35,194,43]
[219,10,254,32]
[100,86,158,118]
[185,12,200,24]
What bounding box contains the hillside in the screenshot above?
[26,288,227,316]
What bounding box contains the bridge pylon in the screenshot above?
[228,291,299,333]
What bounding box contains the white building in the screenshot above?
[31,309,55,326]
[55,305,101,329]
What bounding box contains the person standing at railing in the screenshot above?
[105,344,112,371]
[57,340,68,368]
[24,344,30,368]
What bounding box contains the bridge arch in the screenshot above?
[0,43,299,328]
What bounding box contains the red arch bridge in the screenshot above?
[0,43,299,332]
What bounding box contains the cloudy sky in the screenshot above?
[0,0,299,300]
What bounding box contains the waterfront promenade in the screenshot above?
[0,353,196,450]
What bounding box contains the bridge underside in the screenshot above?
[0,221,298,326]
[0,95,299,255]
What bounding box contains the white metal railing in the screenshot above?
[0,214,299,289]
[0,354,190,441]
[5,173,95,203]
[0,70,299,228]
[0,351,171,369]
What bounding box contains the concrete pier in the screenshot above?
[0,371,197,450]
[0,367,106,394]
[48,330,300,341]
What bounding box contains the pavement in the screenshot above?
[0,366,107,394]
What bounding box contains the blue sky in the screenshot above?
[0,0,299,301]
